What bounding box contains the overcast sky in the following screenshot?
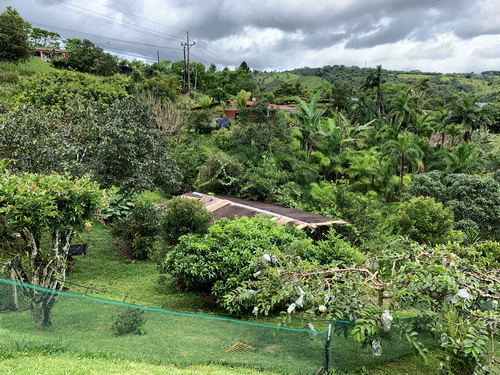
[4,0,500,73]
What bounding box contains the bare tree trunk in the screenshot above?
[9,268,18,311]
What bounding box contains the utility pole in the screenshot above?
[182,45,187,92]
[181,32,195,94]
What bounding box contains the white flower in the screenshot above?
[371,339,382,357]
[298,286,305,296]
[252,306,259,316]
[324,294,331,303]
[307,322,316,332]
[262,254,271,263]
[295,295,304,307]
[318,305,327,313]
[253,271,261,278]
[381,310,393,331]
[287,303,296,314]
[456,288,470,299]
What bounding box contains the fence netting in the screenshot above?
[0,277,424,374]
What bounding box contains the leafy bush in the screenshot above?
[239,154,288,202]
[300,229,366,265]
[195,151,244,195]
[390,196,457,245]
[162,216,308,310]
[15,70,130,110]
[159,196,211,247]
[101,190,138,221]
[112,308,146,336]
[112,198,161,260]
[457,241,500,269]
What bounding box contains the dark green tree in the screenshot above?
[363,65,385,115]
[53,38,118,76]
[390,196,456,245]
[0,6,32,63]
[381,132,424,197]
[92,96,181,195]
[444,93,493,142]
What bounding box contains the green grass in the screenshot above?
[0,352,279,375]
[69,222,213,311]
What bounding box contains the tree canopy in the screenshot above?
[0,6,32,63]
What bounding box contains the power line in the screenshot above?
[36,0,185,41]
[33,23,181,52]
[32,0,234,69]
[83,0,187,34]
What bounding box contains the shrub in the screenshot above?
[195,151,244,195]
[302,229,366,265]
[390,196,457,245]
[112,308,146,336]
[159,196,211,247]
[112,198,160,260]
[457,241,500,269]
[162,216,308,310]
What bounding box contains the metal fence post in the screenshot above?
[325,319,333,373]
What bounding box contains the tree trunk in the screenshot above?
[399,156,404,197]
[9,268,19,311]
[30,293,55,327]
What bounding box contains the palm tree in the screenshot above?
[444,93,493,142]
[363,65,385,116]
[387,88,421,132]
[294,92,325,155]
[235,89,252,108]
[444,142,483,173]
[381,132,424,197]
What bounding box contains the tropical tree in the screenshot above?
[92,96,181,195]
[381,132,424,197]
[0,6,32,63]
[444,142,483,173]
[0,169,103,327]
[235,89,252,108]
[346,148,381,192]
[387,88,421,133]
[363,65,385,116]
[444,93,493,142]
[294,92,325,155]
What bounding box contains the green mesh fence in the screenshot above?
[0,277,426,374]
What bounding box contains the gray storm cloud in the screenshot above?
[6,0,500,72]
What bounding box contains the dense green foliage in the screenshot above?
[163,216,309,311]
[52,39,118,76]
[0,27,499,372]
[159,197,211,248]
[0,167,104,326]
[390,196,457,245]
[15,70,131,110]
[0,7,32,63]
[112,198,161,260]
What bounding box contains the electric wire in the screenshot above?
[33,0,234,68]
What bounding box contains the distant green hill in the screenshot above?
[256,65,500,103]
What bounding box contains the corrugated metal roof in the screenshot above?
[181,192,347,230]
